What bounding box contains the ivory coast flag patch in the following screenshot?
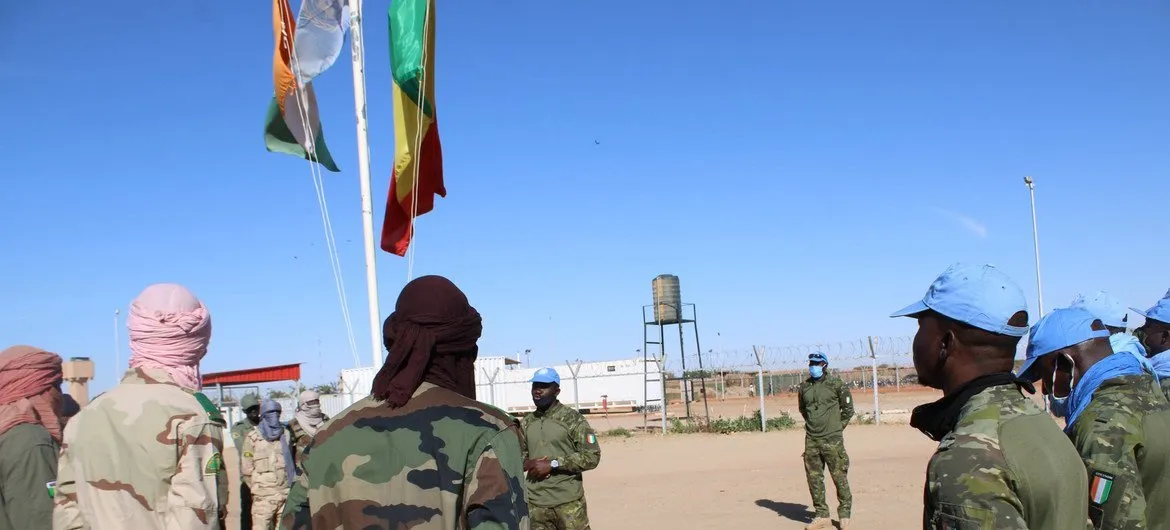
[587,433,597,444]
[1091,471,1114,505]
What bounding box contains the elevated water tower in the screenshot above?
[642,274,709,432]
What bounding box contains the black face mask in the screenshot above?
[533,394,556,409]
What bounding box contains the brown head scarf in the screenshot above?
[0,346,64,442]
[371,275,483,407]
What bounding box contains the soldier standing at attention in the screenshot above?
[798,352,854,530]
[891,263,1089,529]
[54,283,229,529]
[287,390,327,476]
[280,275,528,529]
[242,399,294,529]
[233,393,262,529]
[0,345,63,530]
[1017,307,1170,529]
[522,368,601,530]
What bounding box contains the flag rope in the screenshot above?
[404,0,433,282]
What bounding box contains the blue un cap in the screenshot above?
[1132,293,1170,326]
[890,263,1029,337]
[530,367,561,385]
[1017,307,1110,381]
[1070,291,1127,329]
[809,352,828,363]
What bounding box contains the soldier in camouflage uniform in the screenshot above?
[55,283,229,529]
[522,368,601,530]
[892,263,1089,529]
[797,352,853,530]
[287,390,328,476]
[232,393,262,528]
[280,275,528,529]
[1018,307,1170,529]
[242,399,294,529]
[1134,296,1170,401]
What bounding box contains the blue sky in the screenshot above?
[1,1,1167,394]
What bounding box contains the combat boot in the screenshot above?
[805,518,833,530]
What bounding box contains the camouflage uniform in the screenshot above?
[279,382,529,529]
[797,372,854,522]
[286,416,326,476]
[53,367,229,529]
[1066,373,1170,530]
[231,394,260,530]
[922,383,1090,530]
[242,429,291,529]
[1158,378,1170,404]
[521,401,601,530]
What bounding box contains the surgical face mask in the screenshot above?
[809,365,825,379]
[533,393,556,409]
[1047,354,1076,418]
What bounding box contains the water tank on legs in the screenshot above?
[652,274,682,324]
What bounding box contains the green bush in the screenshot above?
[669,410,798,434]
[602,427,632,438]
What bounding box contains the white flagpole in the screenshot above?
[345,0,383,368]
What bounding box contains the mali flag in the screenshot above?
[381,0,444,256]
[264,0,340,172]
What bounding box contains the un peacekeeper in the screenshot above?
[891,263,1089,529]
[797,351,854,530]
[1072,291,1159,388]
[1134,296,1170,400]
[280,275,528,529]
[522,367,601,530]
[1017,307,1170,530]
[232,392,262,529]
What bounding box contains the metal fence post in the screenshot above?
[752,345,766,433]
[566,360,583,411]
[868,336,880,425]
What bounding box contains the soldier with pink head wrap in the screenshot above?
[54,283,229,530]
[0,345,63,530]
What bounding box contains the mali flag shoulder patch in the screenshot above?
[1090,471,1114,505]
[204,452,224,476]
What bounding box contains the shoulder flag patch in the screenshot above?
[587,433,597,444]
[204,452,224,476]
[1090,471,1114,505]
[193,392,225,424]
[46,481,56,498]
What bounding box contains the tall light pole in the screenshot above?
[1024,176,1044,315]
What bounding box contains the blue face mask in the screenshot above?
[810,365,824,379]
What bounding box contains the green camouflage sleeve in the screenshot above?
[558,416,600,474]
[464,428,530,530]
[279,467,312,530]
[798,385,809,421]
[52,438,85,530]
[1069,416,1145,529]
[925,438,1029,530]
[837,379,855,425]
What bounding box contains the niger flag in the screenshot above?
[382,0,444,256]
[264,0,340,172]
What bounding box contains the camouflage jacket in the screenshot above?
[1159,378,1170,404]
[53,367,229,530]
[923,383,1090,530]
[521,401,601,507]
[230,420,256,458]
[1067,374,1170,530]
[286,416,326,476]
[797,373,854,439]
[241,429,291,495]
[279,382,529,529]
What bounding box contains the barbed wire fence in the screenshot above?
[660,336,918,430]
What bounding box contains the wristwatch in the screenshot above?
[550,459,560,469]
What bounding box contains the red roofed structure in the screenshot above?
[202,363,302,387]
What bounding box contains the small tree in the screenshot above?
[313,382,340,395]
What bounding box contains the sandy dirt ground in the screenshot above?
[584,424,939,529]
[574,388,943,529]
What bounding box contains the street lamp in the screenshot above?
[1024,176,1044,315]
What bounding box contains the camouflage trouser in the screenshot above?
[530,498,591,530]
[250,491,287,530]
[803,435,852,519]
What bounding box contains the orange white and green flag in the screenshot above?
[381,0,444,256]
[264,0,340,172]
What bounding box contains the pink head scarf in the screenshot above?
[0,346,64,442]
[126,283,211,390]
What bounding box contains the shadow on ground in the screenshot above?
[755,499,813,523]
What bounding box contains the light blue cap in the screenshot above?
[530,367,561,385]
[1017,307,1110,381]
[890,263,1029,337]
[1132,293,1170,325]
[1070,291,1127,329]
[809,352,828,363]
